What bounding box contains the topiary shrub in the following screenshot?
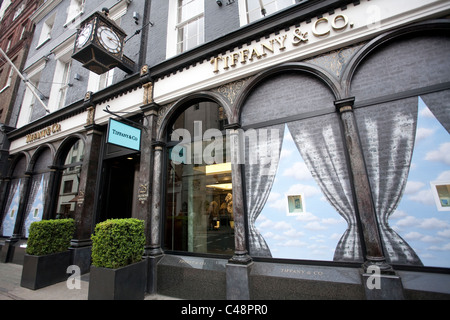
[91,218,145,269]
[26,219,75,256]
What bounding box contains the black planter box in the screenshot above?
[88,260,147,300]
[20,251,72,290]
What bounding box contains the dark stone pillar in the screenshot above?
[149,141,164,256]
[11,171,32,240]
[335,98,388,270]
[70,124,102,274]
[145,140,165,294]
[225,125,252,300]
[335,98,404,299]
[138,102,162,294]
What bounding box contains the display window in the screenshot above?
[164,101,234,255]
[55,139,84,219]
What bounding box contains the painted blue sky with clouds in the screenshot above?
[256,97,450,268]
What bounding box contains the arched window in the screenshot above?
[23,147,52,237]
[163,101,234,255]
[1,155,27,237]
[55,139,84,219]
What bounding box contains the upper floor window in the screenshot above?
[13,2,25,21]
[167,0,204,57]
[240,0,298,25]
[177,0,204,54]
[37,13,56,47]
[66,0,85,24]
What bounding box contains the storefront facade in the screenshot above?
[1,0,450,299]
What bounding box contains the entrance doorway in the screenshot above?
[99,155,139,222]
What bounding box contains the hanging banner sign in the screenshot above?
[106,118,141,151]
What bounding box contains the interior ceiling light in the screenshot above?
[206,183,233,190]
[205,163,232,175]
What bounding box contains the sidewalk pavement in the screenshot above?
[0,262,178,300]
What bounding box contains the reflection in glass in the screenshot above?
[55,140,84,219]
[389,97,450,268]
[164,102,234,255]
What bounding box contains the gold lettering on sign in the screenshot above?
[211,35,288,73]
[211,13,353,74]
[26,123,62,144]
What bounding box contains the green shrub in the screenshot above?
[26,219,75,256]
[91,218,145,269]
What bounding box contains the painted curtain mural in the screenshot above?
[1,179,21,237]
[387,97,450,268]
[24,173,49,237]
[251,122,355,262]
[250,97,450,268]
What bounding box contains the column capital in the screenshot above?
[151,140,166,150]
[224,123,241,130]
[141,102,160,115]
[334,97,355,113]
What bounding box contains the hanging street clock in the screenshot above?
[72,9,135,75]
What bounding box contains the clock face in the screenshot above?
[77,23,93,48]
[97,26,122,54]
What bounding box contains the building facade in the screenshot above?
[1,0,450,299]
[0,0,43,186]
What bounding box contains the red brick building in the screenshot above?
[0,0,43,125]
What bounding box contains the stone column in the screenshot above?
[335,98,389,268]
[149,141,165,256]
[146,140,165,294]
[11,171,32,240]
[137,103,158,250]
[226,125,252,300]
[335,98,404,299]
[70,124,102,274]
[138,102,162,294]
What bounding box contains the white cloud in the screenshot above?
[390,210,408,220]
[404,181,425,195]
[330,233,342,240]
[321,218,344,225]
[284,228,305,238]
[403,231,423,241]
[437,229,450,238]
[425,142,450,165]
[295,212,319,222]
[280,239,307,247]
[305,221,327,231]
[273,221,292,230]
[396,215,421,228]
[421,235,442,243]
[282,162,313,181]
[415,127,435,143]
[394,216,449,231]
[435,170,450,182]
[257,219,273,229]
[420,217,449,230]
[428,243,450,251]
[280,148,294,160]
[407,188,435,206]
[286,184,321,197]
[419,106,435,118]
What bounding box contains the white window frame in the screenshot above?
[65,0,86,25]
[0,67,14,93]
[48,37,75,112]
[37,13,56,48]
[166,0,204,58]
[238,0,297,26]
